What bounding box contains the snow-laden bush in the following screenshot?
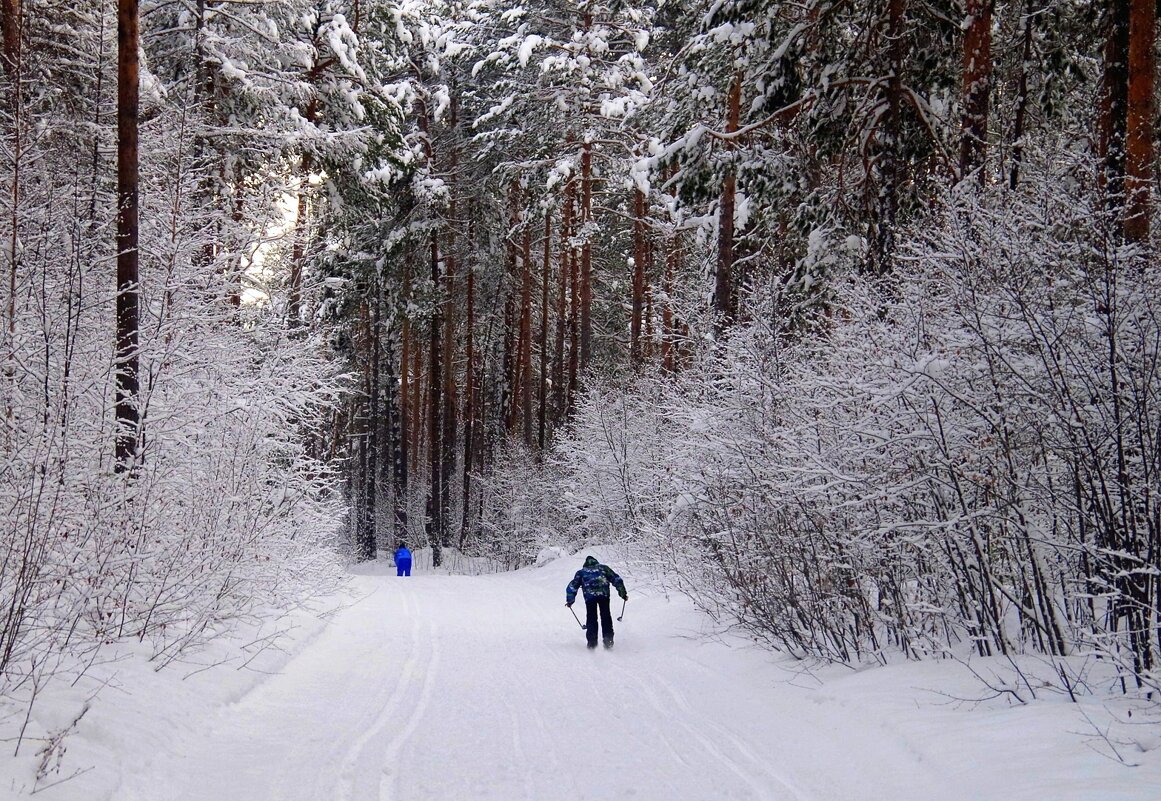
[539,154,1159,695]
[473,441,579,568]
[0,79,347,718]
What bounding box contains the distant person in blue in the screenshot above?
[394,544,412,577]
[566,555,628,649]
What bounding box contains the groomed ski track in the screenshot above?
[110,556,1121,801]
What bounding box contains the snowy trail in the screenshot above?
[109,556,1158,801]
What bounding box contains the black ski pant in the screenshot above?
[585,596,614,646]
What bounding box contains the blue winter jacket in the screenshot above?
[566,555,627,604]
[395,547,412,565]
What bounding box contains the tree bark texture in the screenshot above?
[714,71,742,333]
[1,0,19,77]
[460,260,476,546]
[874,0,905,274]
[384,318,408,543]
[630,186,647,364]
[1100,0,1131,219]
[662,231,677,373]
[518,219,534,445]
[1124,0,1155,243]
[115,0,141,472]
[440,89,460,542]
[537,208,551,450]
[959,0,992,183]
[579,141,593,371]
[1008,0,1034,190]
[427,233,444,564]
[356,298,377,561]
[553,179,573,419]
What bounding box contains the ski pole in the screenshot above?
[567,604,586,629]
[616,597,627,622]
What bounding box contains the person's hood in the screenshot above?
[583,555,600,568]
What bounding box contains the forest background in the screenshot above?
[0,0,1158,755]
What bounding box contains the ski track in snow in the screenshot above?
[105,558,1161,801]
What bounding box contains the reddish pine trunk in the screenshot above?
[959,0,992,183]
[662,231,678,373]
[441,89,460,535]
[518,218,534,445]
[115,0,141,471]
[427,233,443,563]
[441,250,457,536]
[553,179,573,419]
[1124,0,1155,242]
[643,236,654,361]
[0,0,18,76]
[579,141,593,370]
[409,312,422,474]
[503,184,519,433]
[459,258,475,546]
[537,209,551,450]
[566,230,579,416]
[630,186,647,365]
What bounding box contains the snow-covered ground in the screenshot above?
[5,550,1160,800]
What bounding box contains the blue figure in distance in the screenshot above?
[394,543,412,577]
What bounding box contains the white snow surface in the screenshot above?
[7,551,1160,800]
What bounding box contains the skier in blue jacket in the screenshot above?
[394,544,412,577]
[566,555,628,649]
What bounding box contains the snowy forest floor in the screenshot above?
[5,550,1161,800]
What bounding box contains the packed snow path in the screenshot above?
[113,556,1159,801]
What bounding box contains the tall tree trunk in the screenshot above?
[1124,0,1155,243]
[874,0,905,274]
[1100,0,1131,224]
[384,317,408,544]
[662,229,678,373]
[579,141,593,370]
[503,181,520,434]
[400,255,412,476]
[419,85,444,561]
[566,230,579,416]
[959,0,993,183]
[714,71,742,332]
[441,252,457,544]
[427,233,443,565]
[0,0,18,77]
[553,179,573,419]
[643,240,654,361]
[441,85,460,542]
[357,297,377,561]
[287,151,313,328]
[518,219,534,445]
[630,186,647,365]
[409,306,422,474]
[460,257,476,546]
[115,0,141,472]
[501,288,515,433]
[1008,0,1034,190]
[537,207,551,451]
